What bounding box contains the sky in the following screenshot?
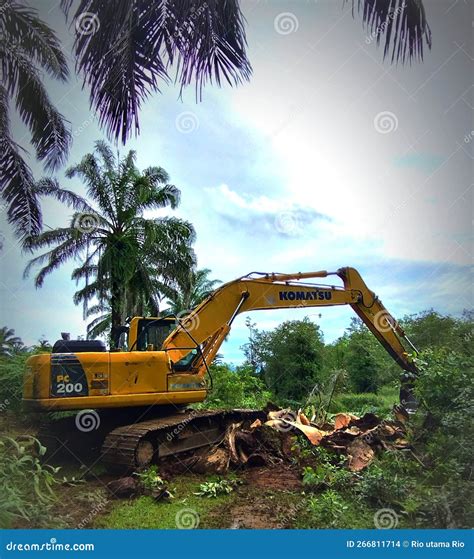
[0,0,472,362]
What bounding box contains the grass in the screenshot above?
[329,385,399,417]
[95,474,236,529]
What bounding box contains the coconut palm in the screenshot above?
[23,140,196,341]
[163,268,221,315]
[0,1,71,238]
[61,0,430,146]
[0,327,24,356]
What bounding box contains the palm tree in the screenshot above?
[0,1,71,238]
[61,0,431,146]
[24,140,196,342]
[0,327,24,357]
[163,268,221,315]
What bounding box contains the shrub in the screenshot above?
[0,353,31,411]
[199,363,271,409]
[0,436,60,528]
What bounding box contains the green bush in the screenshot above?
[0,436,60,528]
[0,353,31,411]
[199,363,271,409]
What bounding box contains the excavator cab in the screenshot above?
[133,317,176,351]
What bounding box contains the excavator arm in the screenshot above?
[162,267,418,380]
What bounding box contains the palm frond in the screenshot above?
[63,0,251,143]
[71,263,99,282]
[1,44,71,170]
[24,234,90,287]
[86,313,111,339]
[34,178,94,213]
[349,0,431,62]
[0,1,69,80]
[0,87,42,237]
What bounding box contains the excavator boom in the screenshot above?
[163,267,418,378]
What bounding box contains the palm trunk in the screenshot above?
[110,280,122,348]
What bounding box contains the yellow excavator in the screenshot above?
[23,267,418,471]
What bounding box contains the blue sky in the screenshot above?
[0,0,472,362]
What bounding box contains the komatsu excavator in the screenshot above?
[23,267,418,471]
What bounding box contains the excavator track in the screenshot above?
[101,409,265,473]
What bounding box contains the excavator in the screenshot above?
[23,267,419,471]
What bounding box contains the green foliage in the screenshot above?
[163,268,221,315]
[0,327,24,357]
[253,318,325,404]
[0,436,60,528]
[329,385,399,417]
[195,478,240,498]
[343,319,390,392]
[401,310,472,355]
[306,490,350,528]
[357,458,413,508]
[0,351,32,411]
[23,141,196,341]
[302,463,352,491]
[134,466,165,492]
[97,475,233,529]
[201,363,271,409]
[304,368,348,424]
